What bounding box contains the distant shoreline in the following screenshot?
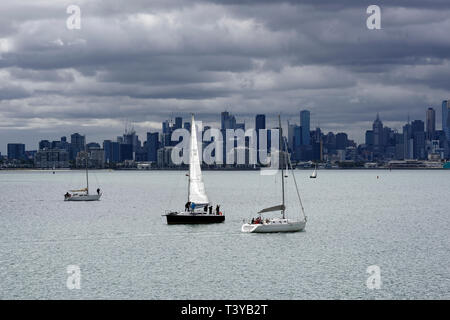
[1,167,449,171]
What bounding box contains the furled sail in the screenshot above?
[188,115,209,206]
[258,204,285,214]
[70,188,88,192]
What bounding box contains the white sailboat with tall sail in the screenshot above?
[64,150,102,201]
[163,114,225,224]
[241,115,307,233]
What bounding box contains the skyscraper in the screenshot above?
[443,100,450,141]
[70,133,86,160]
[255,114,266,131]
[221,111,236,130]
[336,133,348,150]
[411,120,425,159]
[147,132,159,162]
[255,114,266,157]
[365,130,374,147]
[372,114,384,158]
[103,140,112,163]
[403,123,413,159]
[300,110,310,145]
[373,114,383,146]
[426,107,436,139]
[174,117,182,130]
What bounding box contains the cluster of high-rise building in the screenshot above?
[2,100,450,169]
[360,101,450,162]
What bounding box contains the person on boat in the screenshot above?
[64,192,71,199]
[97,188,101,195]
[208,206,213,215]
[215,205,220,215]
[203,205,208,214]
[190,202,196,212]
[185,201,191,212]
[251,218,255,224]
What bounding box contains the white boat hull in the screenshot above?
[65,194,101,201]
[241,219,306,233]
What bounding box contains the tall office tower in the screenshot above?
[174,117,183,130]
[7,143,26,160]
[443,100,450,140]
[365,130,374,147]
[372,114,383,147]
[70,133,86,160]
[123,127,140,153]
[70,133,86,149]
[336,133,348,150]
[300,110,310,145]
[184,122,191,132]
[162,120,172,147]
[103,140,112,163]
[256,114,266,157]
[411,119,424,134]
[146,132,159,162]
[402,123,413,159]
[162,120,171,135]
[255,114,266,131]
[221,111,236,130]
[411,120,425,159]
[313,127,322,143]
[287,124,296,152]
[221,111,229,130]
[426,107,436,139]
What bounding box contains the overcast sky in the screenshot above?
[1,0,450,153]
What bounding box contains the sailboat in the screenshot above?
[64,150,102,201]
[163,114,225,224]
[241,115,307,233]
[310,164,317,178]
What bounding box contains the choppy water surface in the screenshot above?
[0,169,449,299]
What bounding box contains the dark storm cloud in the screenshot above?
[0,0,449,152]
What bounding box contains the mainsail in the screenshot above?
[188,115,209,206]
[258,205,285,214]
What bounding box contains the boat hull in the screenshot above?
[65,194,101,201]
[241,220,305,233]
[164,212,225,224]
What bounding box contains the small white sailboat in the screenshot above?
[241,115,307,233]
[64,151,102,201]
[163,114,225,224]
[310,164,317,178]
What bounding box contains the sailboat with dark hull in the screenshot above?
[163,115,225,225]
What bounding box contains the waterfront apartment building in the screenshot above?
[34,149,70,168]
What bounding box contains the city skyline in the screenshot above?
[4,102,450,169]
[1,1,450,154]
[1,105,448,155]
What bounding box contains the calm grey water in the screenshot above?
[0,169,449,300]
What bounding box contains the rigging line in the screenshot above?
[283,135,306,221]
